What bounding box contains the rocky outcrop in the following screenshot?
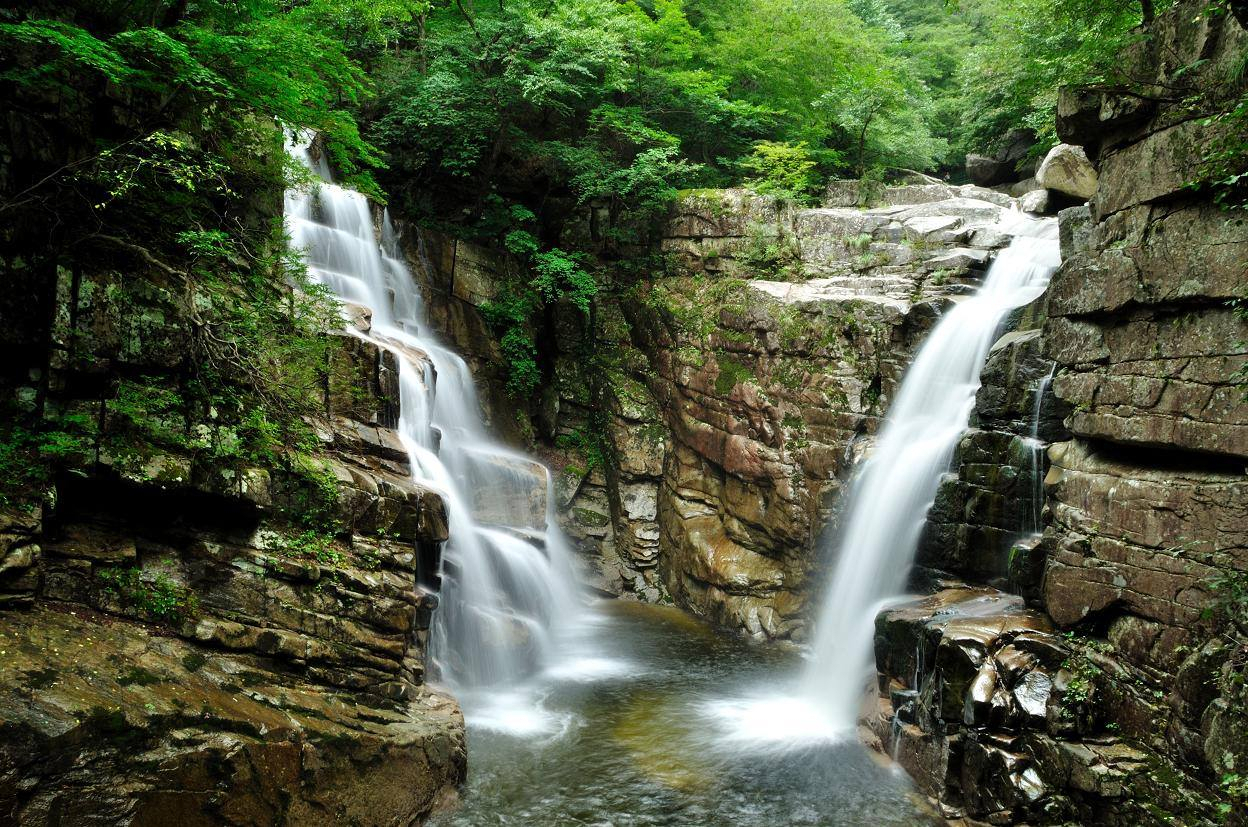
[870,586,1218,824]
[0,604,463,826]
[0,256,467,822]
[623,187,1024,637]
[918,317,1067,588]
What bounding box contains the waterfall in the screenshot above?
[282,134,585,696]
[800,213,1060,731]
[1024,362,1057,534]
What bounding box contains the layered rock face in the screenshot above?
[868,4,1248,823]
[0,266,467,822]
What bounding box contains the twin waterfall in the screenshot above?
[800,215,1061,730]
[286,132,1060,746]
[284,136,584,699]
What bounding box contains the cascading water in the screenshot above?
[282,134,586,704]
[799,212,1061,731]
[1023,362,1057,534]
[706,211,1061,745]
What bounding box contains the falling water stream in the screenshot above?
[706,212,1060,741]
[282,134,1044,823]
[285,136,590,723]
[1024,362,1057,534]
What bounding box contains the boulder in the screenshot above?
[1036,144,1098,201]
[966,129,1037,187]
[967,152,1014,187]
[1020,189,1050,215]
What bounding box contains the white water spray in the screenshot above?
[283,135,586,702]
[799,213,1060,730]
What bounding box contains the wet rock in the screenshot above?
[1013,670,1053,725]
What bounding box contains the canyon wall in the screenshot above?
[0,237,467,824]
[407,182,1033,637]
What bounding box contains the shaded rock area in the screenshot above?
[0,242,467,822]
[964,128,1039,189]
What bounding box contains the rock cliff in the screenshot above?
[404,180,1032,637]
[0,237,467,824]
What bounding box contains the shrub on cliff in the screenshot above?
[0,1,376,508]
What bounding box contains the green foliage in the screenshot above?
[0,413,96,505]
[740,141,822,203]
[1189,1,1248,212]
[286,530,345,567]
[741,225,802,279]
[952,0,1146,153]
[1201,568,1248,643]
[97,565,199,625]
[1,2,380,193]
[480,208,600,400]
[1218,772,1248,823]
[499,327,542,400]
[555,426,608,476]
[532,249,597,315]
[1,2,369,533]
[714,354,755,396]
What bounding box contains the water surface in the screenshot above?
[432,601,937,827]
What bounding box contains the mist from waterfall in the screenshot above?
[283,135,589,710]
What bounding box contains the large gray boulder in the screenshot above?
[966,152,1014,187]
[966,129,1037,186]
[1036,143,1098,200]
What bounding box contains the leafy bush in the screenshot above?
[740,141,821,203]
[97,566,199,625]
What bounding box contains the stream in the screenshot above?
[431,601,937,827]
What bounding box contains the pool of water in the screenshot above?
[430,601,937,827]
